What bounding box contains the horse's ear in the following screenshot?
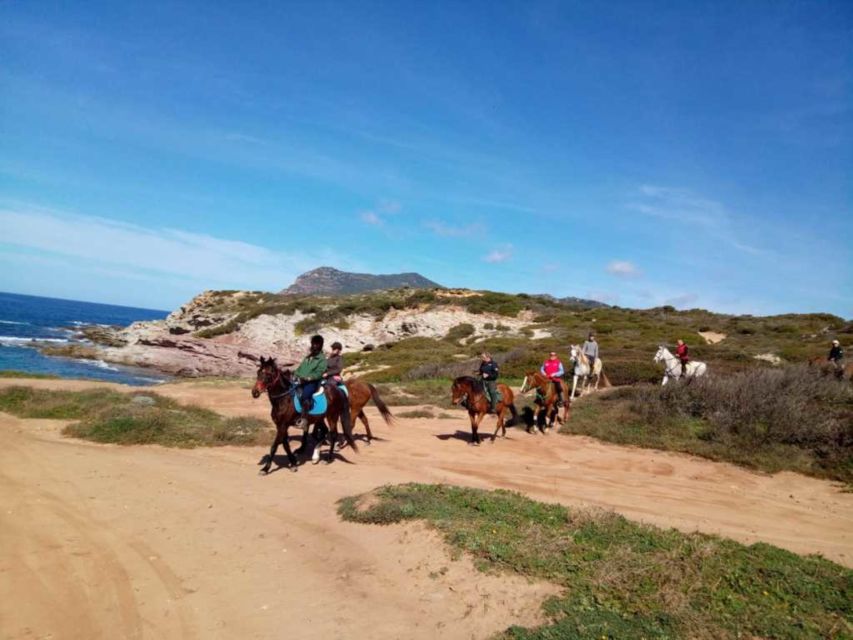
[259,356,266,365]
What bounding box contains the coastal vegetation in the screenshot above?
[565,367,853,484]
[180,287,849,384]
[340,484,852,639]
[0,386,271,447]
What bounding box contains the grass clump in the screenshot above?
[0,386,271,447]
[339,484,852,639]
[0,370,59,379]
[567,365,853,484]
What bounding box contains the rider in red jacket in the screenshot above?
[540,351,565,405]
[675,339,689,378]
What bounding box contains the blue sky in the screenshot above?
[1,1,851,316]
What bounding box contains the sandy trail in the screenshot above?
[1,378,851,640]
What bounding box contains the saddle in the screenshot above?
[483,385,502,405]
[293,381,348,416]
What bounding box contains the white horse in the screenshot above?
[569,345,604,399]
[653,346,707,386]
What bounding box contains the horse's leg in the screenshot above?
[470,410,483,445]
[571,375,578,400]
[280,426,299,471]
[260,428,284,474]
[491,406,505,441]
[358,410,373,444]
[323,416,339,464]
[661,375,668,387]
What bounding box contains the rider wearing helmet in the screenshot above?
[294,334,327,428]
[541,351,565,406]
[829,339,844,376]
[478,352,500,414]
[323,341,344,388]
[675,339,689,378]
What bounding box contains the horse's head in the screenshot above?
[653,346,666,363]
[450,376,474,405]
[569,345,580,362]
[520,371,537,394]
[252,356,281,398]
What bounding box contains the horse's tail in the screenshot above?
[368,383,395,426]
[599,372,612,388]
[505,403,519,427]
[339,392,358,452]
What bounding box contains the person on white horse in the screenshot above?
[582,333,599,371]
[569,336,604,399]
[654,342,707,385]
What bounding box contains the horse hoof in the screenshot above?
[289,465,298,473]
[311,454,321,465]
[258,468,270,476]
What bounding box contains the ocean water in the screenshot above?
[0,291,171,386]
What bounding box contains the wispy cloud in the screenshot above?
[606,260,640,278]
[630,185,766,255]
[423,219,486,237]
[483,245,513,263]
[360,200,403,227]
[0,203,351,291]
[360,211,382,225]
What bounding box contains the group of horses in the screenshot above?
[250,344,712,472]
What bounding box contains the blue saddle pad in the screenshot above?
[293,387,328,415]
[292,383,347,415]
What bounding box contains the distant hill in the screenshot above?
[281,267,441,295]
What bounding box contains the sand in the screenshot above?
[1,377,851,640]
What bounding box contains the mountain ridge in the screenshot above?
[281,267,441,295]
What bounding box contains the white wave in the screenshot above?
[84,359,120,371]
[0,336,70,345]
[0,320,29,325]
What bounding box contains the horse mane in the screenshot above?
[455,375,484,392]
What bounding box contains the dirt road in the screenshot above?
[1,378,851,639]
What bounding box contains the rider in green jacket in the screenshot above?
[294,334,327,428]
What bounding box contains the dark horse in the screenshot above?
[450,376,519,445]
[252,357,357,473]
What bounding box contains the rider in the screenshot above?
[675,339,689,378]
[294,334,328,429]
[828,339,844,376]
[478,352,500,414]
[582,332,599,369]
[541,351,565,406]
[323,341,344,388]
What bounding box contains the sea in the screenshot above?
[0,291,171,386]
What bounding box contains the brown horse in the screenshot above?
[519,371,571,429]
[344,377,394,443]
[252,357,357,473]
[808,355,852,381]
[450,376,519,445]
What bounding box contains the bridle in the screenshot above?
[258,367,294,400]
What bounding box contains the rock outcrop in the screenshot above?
[77,290,540,377]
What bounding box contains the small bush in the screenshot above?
[0,386,272,447]
[445,323,475,342]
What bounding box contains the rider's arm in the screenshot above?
[556,363,564,377]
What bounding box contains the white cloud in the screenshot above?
[483,245,513,263]
[360,210,382,225]
[424,219,486,237]
[0,204,349,293]
[606,260,640,278]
